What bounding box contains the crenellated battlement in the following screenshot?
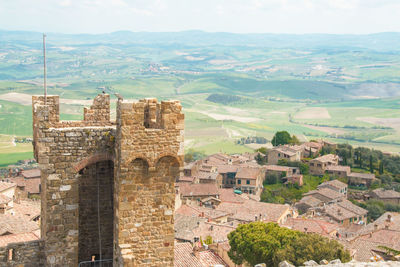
[118,98,184,130]
[28,92,183,266]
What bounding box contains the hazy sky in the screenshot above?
[1,0,400,34]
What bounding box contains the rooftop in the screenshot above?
[312,154,338,163]
[371,188,400,199]
[318,179,348,190]
[177,183,219,197]
[0,232,40,247]
[21,169,41,179]
[235,167,262,179]
[348,172,376,180]
[216,199,290,223]
[282,217,339,237]
[0,180,16,192]
[174,242,228,267]
[325,165,351,172]
[265,165,292,172]
[304,187,344,201]
[0,214,40,235]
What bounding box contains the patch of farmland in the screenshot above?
[294,107,331,119]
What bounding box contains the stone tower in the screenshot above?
[32,94,184,266]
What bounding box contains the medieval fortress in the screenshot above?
[1,93,184,266]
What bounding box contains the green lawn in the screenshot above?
[261,175,329,204]
[0,151,34,167]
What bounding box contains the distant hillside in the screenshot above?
[1,30,400,50]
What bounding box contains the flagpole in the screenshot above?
[43,33,47,104]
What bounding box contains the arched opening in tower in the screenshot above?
[78,160,114,263]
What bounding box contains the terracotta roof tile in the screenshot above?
[312,154,338,163]
[282,217,338,237]
[348,172,376,180]
[371,188,400,199]
[218,189,244,204]
[216,199,290,223]
[0,232,40,247]
[174,242,228,267]
[0,181,16,192]
[178,183,219,197]
[235,167,261,179]
[21,169,41,179]
[0,214,39,235]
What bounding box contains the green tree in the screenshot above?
[369,155,374,173]
[271,131,292,146]
[289,135,300,145]
[184,149,206,163]
[264,173,280,185]
[379,160,384,175]
[275,233,351,265]
[256,147,268,155]
[228,222,350,266]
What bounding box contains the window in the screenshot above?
[310,163,314,166]
[238,179,241,184]
[278,153,281,157]
[8,249,13,261]
[246,180,250,185]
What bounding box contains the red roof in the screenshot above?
[178,183,219,197]
[21,169,41,179]
[235,167,261,179]
[174,242,228,267]
[0,232,40,247]
[0,181,16,192]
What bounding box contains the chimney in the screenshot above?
[387,214,392,222]
[192,245,200,259]
[374,224,378,231]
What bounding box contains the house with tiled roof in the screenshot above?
[347,229,400,262]
[234,167,264,195]
[322,200,367,226]
[267,145,302,165]
[174,242,228,267]
[282,217,339,238]
[303,187,345,203]
[217,165,239,188]
[20,169,40,179]
[325,165,351,178]
[216,198,295,224]
[301,141,323,158]
[198,172,222,188]
[318,179,348,196]
[368,188,400,205]
[309,154,339,176]
[295,195,324,214]
[264,165,300,177]
[177,183,219,201]
[0,180,16,213]
[347,172,376,187]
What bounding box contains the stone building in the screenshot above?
[0,93,184,266]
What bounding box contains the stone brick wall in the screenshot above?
[114,98,184,266]
[31,94,184,266]
[33,94,116,266]
[0,239,44,267]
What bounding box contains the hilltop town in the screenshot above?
[1,120,400,266]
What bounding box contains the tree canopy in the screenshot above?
[271,131,292,146]
[228,222,351,266]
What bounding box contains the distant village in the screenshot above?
[1,139,400,266]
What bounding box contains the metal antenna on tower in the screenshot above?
[43,33,47,104]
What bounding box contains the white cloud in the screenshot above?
[0,0,399,34]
